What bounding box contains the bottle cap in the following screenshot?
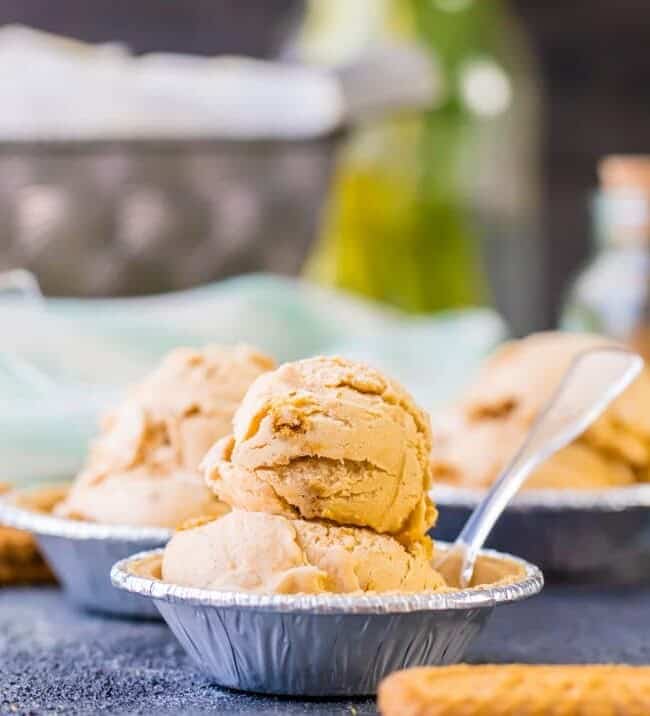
[599,155,650,191]
[596,156,650,247]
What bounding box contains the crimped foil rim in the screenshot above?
[433,484,650,512]
[0,498,172,542]
[110,545,543,615]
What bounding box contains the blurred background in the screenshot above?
[3,1,650,483]
[1,1,649,337]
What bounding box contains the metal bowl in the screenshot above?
[0,136,339,296]
[110,545,543,696]
[0,488,171,617]
[433,484,650,583]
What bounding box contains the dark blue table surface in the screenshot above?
[2,585,649,715]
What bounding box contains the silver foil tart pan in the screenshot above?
[0,490,171,618]
[433,484,650,583]
[111,545,543,696]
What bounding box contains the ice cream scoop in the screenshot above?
[203,356,436,544]
[56,344,275,527]
[95,344,276,474]
[55,468,227,529]
[436,346,643,587]
[162,509,445,594]
[431,332,650,490]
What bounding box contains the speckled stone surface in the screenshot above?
[2,585,650,715]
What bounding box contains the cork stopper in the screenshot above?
[599,155,650,191]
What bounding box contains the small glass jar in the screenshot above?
[562,156,650,359]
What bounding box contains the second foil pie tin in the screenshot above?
[111,545,543,696]
[433,484,650,583]
[0,488,171,618]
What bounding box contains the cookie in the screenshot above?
[0,525,54,585]
[0,483,61,586]
[378,664,650,716]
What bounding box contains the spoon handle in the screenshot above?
[450,347,643,587]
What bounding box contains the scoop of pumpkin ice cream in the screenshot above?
[162,510,445,594]
[55,468,228,528]
[166,356,444,594]
[203,356,437,544]
[55,344,275,527]
[92,344,277,475]
[431,332,650,490]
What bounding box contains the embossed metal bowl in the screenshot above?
[0,45,438,298]
[0,137,339,297]
[0,487,171,618]
[433,484,650,583]
[111,545,543,696]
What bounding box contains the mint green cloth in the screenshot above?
[1,274,507,484]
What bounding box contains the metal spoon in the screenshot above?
[436,346,644,588]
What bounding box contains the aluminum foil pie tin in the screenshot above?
[0,491,171,618]
[433,485,650,583]
[111,545,543,696]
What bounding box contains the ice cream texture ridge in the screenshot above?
[163,356,446,594]
[431,331,650,490]
[55,345,275,527]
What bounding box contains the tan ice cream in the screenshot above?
[56,345,275,527]
[431,331,650,490]
[162,510,444,594]
[162,356,446,595]
[56,468,227,528]
[203,356,437,545]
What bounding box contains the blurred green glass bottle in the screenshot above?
[300,0,541,320]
